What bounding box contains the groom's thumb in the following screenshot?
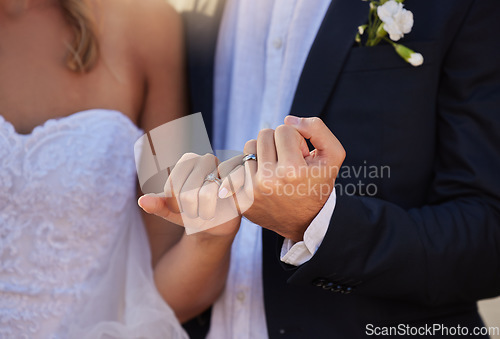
[284,115,345,162]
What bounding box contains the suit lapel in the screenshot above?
[289,0,369,118]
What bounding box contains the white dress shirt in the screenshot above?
[208,0,333,338]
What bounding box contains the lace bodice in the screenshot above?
[0,110,152,338]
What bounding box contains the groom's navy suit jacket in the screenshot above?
[181,0,500,337]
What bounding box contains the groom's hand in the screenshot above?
[240,116,345,242]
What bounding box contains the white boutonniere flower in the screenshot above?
[356,0,424,67]
[377,1,413,41]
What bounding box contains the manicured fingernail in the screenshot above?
[285,115,300,126]
[218,187,229,199]
[138,194,156,211]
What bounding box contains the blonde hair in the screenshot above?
[60,0,99,72]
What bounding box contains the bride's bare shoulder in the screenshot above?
[98,0,180,24]
[120,0,181,34]
[98,0,183,62]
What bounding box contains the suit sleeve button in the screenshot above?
[341,286,354,294]
[312,278,327,287]
[323,282,335,290]
[332,285,343,292]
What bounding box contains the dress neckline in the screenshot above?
[0,109,139,138]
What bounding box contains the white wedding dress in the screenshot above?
[0,109,187,339]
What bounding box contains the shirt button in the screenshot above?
[236,291,245,302]
[273,37,283,49]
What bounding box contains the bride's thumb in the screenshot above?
[138,193,166,215]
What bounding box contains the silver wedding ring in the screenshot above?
[204,172,222,186]
[242,154,257,164]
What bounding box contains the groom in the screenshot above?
[170,0,500,337]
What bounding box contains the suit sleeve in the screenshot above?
[287,0,500,306]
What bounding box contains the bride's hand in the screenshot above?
[139,152,249,237]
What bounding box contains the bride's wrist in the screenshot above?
[189,217,241,241]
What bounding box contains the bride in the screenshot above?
[0,0,239,337]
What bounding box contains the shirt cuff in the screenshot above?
[280,189,336,266]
